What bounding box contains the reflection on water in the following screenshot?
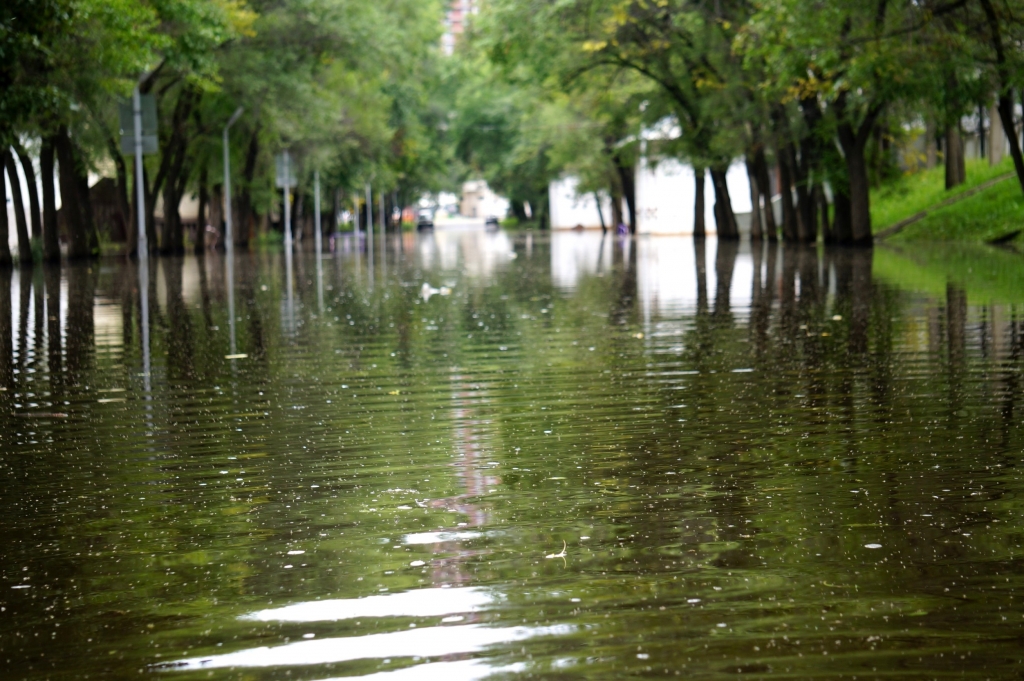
[241,587,495,622]
[3,232,1024,679]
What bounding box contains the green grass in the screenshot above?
[871,157,1015,231]
[889,177,1024,243]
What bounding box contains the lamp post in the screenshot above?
[314,170,322,258]
[283,151,293,250]
[222,107,244,253]
[132,87,147,257]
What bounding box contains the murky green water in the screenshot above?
[3,231,1024,680]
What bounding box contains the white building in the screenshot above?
[549,157,752,236]
[460,179,509,219]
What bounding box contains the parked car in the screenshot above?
[484,216,500,231]
[417,209,434,231]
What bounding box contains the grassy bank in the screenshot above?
[871,157,1023,242]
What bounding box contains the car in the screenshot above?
[417,210,434,231]
[484,216,500,231]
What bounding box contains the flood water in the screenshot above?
[3,231,1024,680]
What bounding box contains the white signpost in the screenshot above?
[275,151,298,250]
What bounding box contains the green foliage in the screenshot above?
[872,158,1014,230]
[889,175,1024,243]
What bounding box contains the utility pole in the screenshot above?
[314,170,322,258]
[283,150,293,250]
[132,86,147,257]
[222,107,244,253]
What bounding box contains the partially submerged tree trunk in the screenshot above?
[103,134,130,244]
[818,186,833,243]
[693,167,705,238]
[40,137,59,263]
[832,190,852,243]
[837,130,873,245]
[777,149,799,242]
[614,156,636,233]
[237,127,260,250]
[754,149,777,241]
[77,166,98,255]
[0,151,11,269]
[610,182,624,230]
[593,191,606,234]
[13,142,41,242]
[195,168,208,254]
[4,149,32,263]
[745,155,762,241]
[209,184,223,248]
[54,126,93,260]
[710,167,738,240]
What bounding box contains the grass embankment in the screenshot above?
[871,157,1024,242]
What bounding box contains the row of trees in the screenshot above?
[1,0,452,264]
[453,0,1024,244]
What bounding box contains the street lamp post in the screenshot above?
[222,107,244,253]
[283,151,293,250]
[314,170,322,258]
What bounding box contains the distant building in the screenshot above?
[443,0,477,55]
[548,160,752,236]
[460,179,508,219]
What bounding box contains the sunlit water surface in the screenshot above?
[3,231,1024,680]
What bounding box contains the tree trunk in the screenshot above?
[610,184,624,230]
[40,138,59,263]
[237,128,260,250]
[104,134,130,243]
[13,142,41,241]
[615,157,636,233]
[777,151,798,242]
[161,178,180,255]
[0,153,11,269]
[839,130,873,245]
[794,168,815,242]
[926,117,938,169]
[832,190,852,243]
[819,185,833,243]
[995,93,1024,197]
[332,187,340,235]
[195,167,208,254]
[54,127,91,260]
[835,100,882,247]
[710,167,738,240]
[989,102,1004,166]
[593,191,606,234]
[4,149,32,263]
[745,155,762,240]
[754,148,777,241]
[77,167,98,255]
[693,167,705,238]
[160,139,189,256]
[209,184,223,248]
[945,125,965,189]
